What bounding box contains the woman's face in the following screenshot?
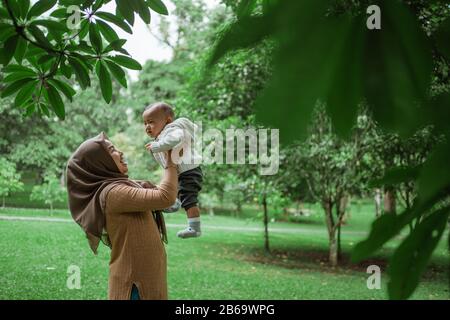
[104,139,128,174]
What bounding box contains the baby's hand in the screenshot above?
[145,143,152,152]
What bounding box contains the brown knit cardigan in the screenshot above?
[102,166,177,300]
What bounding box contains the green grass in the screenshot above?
[0,205,448,300]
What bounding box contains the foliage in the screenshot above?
[30,172,66,212]
[0,156,23,206]
[0,0,169,118]
[210,0,449,299]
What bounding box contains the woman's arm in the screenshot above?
[105,151,178,213]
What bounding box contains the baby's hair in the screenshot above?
[144,101,175,119]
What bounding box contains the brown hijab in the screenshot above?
[66,132,167,254]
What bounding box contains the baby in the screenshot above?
[143,102,203,239]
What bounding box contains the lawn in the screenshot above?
[0,204,448,300]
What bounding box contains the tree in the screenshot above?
[0,157,23,207]
[0,70,129,178]
[209,0,449,299]
[30,172,66,213]
[0,0,170,118]
[296,104,375,266]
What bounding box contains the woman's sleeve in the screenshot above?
[105,167,178,213]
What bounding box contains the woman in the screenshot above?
[66,132,178,300]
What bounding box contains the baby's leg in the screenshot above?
[177,204,201,239]
[177,167,203,239]
[186,206,200,218]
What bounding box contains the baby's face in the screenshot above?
[143,109,167,138]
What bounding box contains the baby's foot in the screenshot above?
[177,227,201,239]
[163,199,181,213]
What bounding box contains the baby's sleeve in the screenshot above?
[151,127,184,153]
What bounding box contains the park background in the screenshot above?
[0,0,449,299]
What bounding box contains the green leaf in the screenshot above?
[77,19,90,40]
[96,60,112,103]
[27,0,57,19]
[47,78,76,102]
[14,36,28,64]
[417,141,450,205]
[39,103,50,117]
[237,0,257,19]
[96,20,119,44]
[14,79,38,107]
[2,64,35,74]
[1,78,35,98]
[0,24,16,42]
[369,166,421,188]
[105,59,127,88]
[18,0,30,20]
[0,7,9,19]
[96,11,132,34]
[89,22,103,53]
[7,0,21,19]
[60,60,72,79]
[103,38,127,53]
[136,0,151,24]
[108,55,141,70]
[147,0,168,15]
[116,0,135,25]
[37,54,55,65]
[362,1,433,136]
[387,206,450,299]
[3,71,36,83]
[50,7,69,19]
[322,16,364,138]
[253,1,335,143]
[44,83,65,120]
[351,206,416,263]
[27,24,53,49]
[435,17,450,60]
[30,19,69,33]
[72,40,96,54]
[208,15,272,67]
[68,56,90,89]
[24,102,36,117]
[1,34,19,66]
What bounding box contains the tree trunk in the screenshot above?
[323,200,338,266]
[50,203,53,215]
[339,195,349,224]
[329,232,338,267]
[263,193,270,253]
[235,200,242,217]
[337,222,342,260]
[374,188,382,218]
[384,187,396,214]
[2,196,5,208]
[297,200,302,215]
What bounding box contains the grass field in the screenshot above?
[0,204,448,300]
